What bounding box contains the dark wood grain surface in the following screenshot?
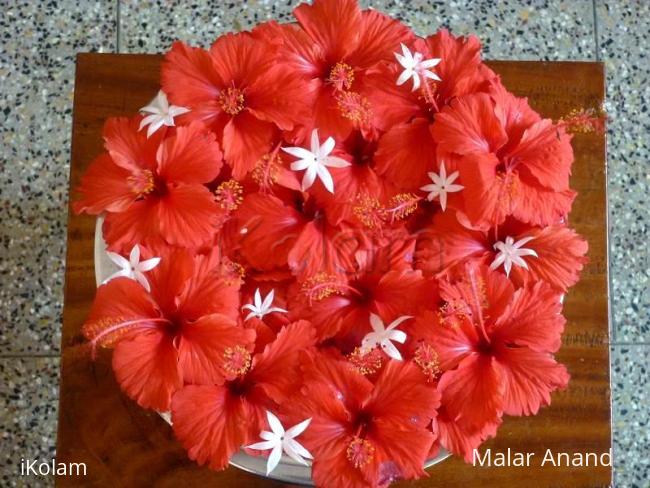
[56,54,611,487]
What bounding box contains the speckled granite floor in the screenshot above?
[0,0,647,486]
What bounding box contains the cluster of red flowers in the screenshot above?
[74,0,589,486]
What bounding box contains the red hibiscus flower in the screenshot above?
[74,117,223,252]
[421,263,569,459]
[161,32,314,178]
[415,211,588,292]
[367,30,496,191]
[285,353,439,488]
[170,320,317,469]
[81,248,254,411]
[236,191,365,280]
[259,0,413,141]
[291,235,432,350]
[431,82,576,228]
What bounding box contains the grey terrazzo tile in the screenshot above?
[119,0,595,60]
[610,345,650,487]
[0,358,59,488]
[596,0,650,343]
[0,1,116,354]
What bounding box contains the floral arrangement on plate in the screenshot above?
[73,0,597,486]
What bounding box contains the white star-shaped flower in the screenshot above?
[138,90,190,138]
[419,161,464,211]
[242,288,288,321]
[489,236,539,277]
[394,43,441,91]
[103,244,161,292]
[361,313,411,361]
[246,411,313,475]
[282,129,351,193]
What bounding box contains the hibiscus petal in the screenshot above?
[161,41,223,109]
[496,346,569,416]
[73,154,135,215]
[510,225,588,292]
[437,354,503,429]
[156,122,223,184]
[432,92,508,157]
[247,320,317,404]
[178,314,256,385]
[223,111,275,179]
[293,0,362,62]
[237,193,305,270]
[375,118,437,191]
[157,183,220,249]
[490,281,565,353]
[171,385,251,470]
[113,327,181,411]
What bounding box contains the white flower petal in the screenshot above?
[396,69,411,86]
[323,156,351,168]
[134,271,151,292]
[420,58,441,68]
[490,253,506,270]
[107,251,130,269]
[369,313,385,333]
[320,136,335,157]
[285,418,311,438]
[266,411,285,436]
[285,438,313,460]
[138,256,161,272]
[247,440,277,451]
[266,445,283,475]
[316,164,334,193]
[386,315,412,330]
[283,440,311,465]
[381,340,403,361]
[302,165,318,191]
[262,289,275,311]
[266,306,289,315]
[102,269,130,285]
[283,146,314,161]
[310,129,320,154]
[388,329,407,344]
[254,288,263,307]
[411,72,421,91]
[439,191,448,211]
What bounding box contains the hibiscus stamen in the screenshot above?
[420,79,440,112]
[218,87,245,115]
[414,342,441,382]
[558,107,606,134]
[85,317,170,359]
[346,437,375,468]
[466,267,491,344]
[127,169,155,198]
[348,347,383,375]
[251,144,282,191]
[214,179,244,211]
[335,91,371,125]
[353,195,386,229]
[385,193,420,223]
[301,273,362,305]
[223,345,252,377]
[328,62,355,91]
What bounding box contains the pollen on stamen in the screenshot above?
[385,193,420,222]
[127,170,154,197]
[214,179,244,211]
[352,194,385,229]
[328,62,355,91]
[348,347,383,376]
[335,91,371,125]
[251,153,281,190]
[301,272,346,302]
[223,345,251,377]
[558,107,606,134]
[218,87,245,115]
[414,342,441,382]
[82,316,126,348]
[220,258,246,286]
[346,437,375,469]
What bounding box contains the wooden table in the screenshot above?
[56,54,611,487]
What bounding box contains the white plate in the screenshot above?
[93,217,450,484]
